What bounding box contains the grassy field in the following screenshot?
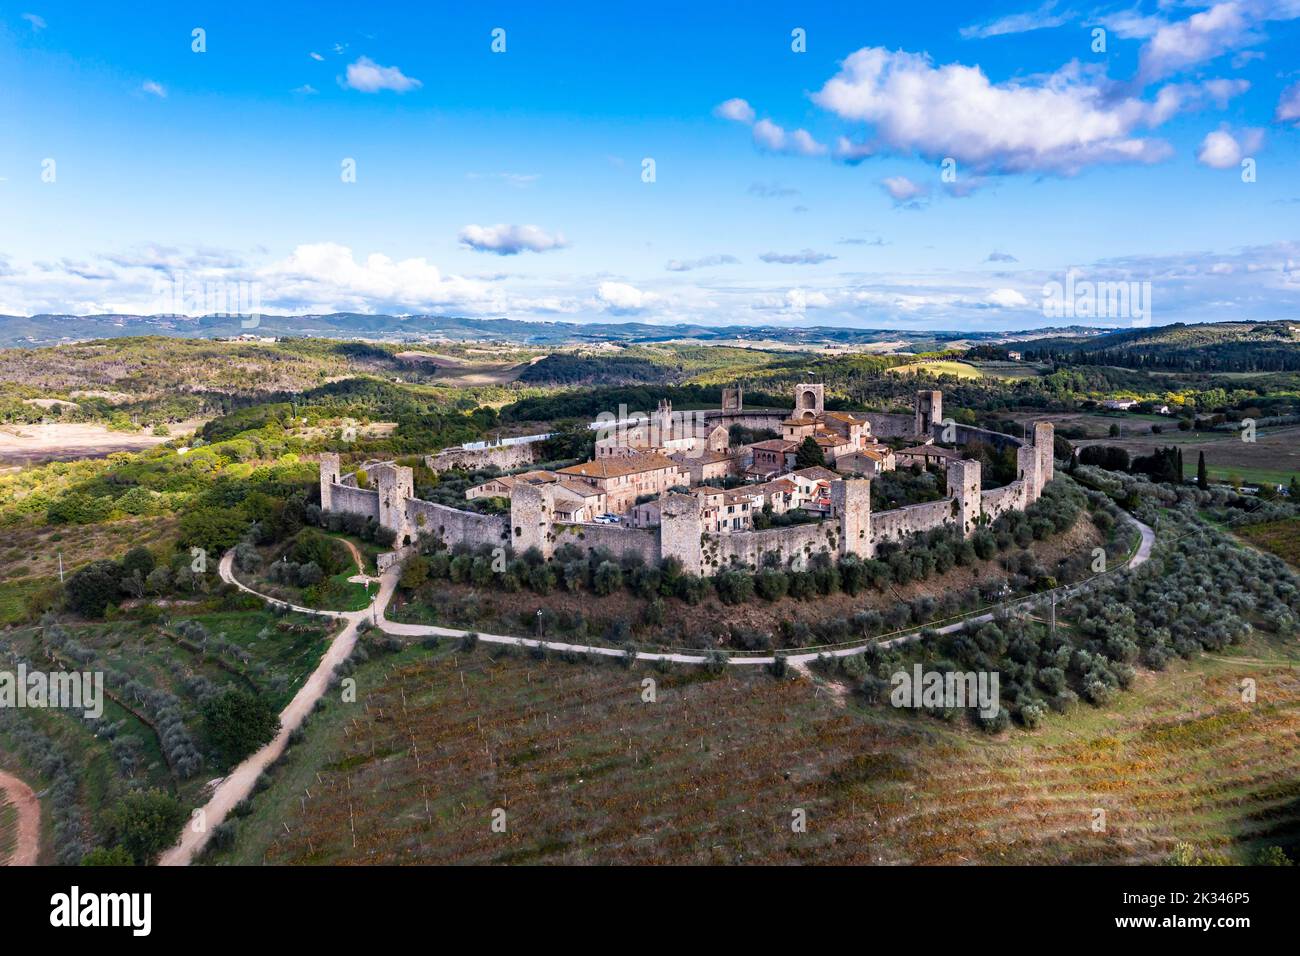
[887,360,983,380]
[1236,518,1300,568]
[1057,417,1300,487]
[204,627,1300,866]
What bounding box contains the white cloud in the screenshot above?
[987,251,1019,262]
[343,56,422,93]
[758,249,837,265]
[881,176,930,205]
[309,51,325,61]
[985,288,1030,308]
[1196,126,1264,167]
[1136,1,1300,84]
[811,47,1246,175]
[292,85,319,95]
[751,118,826,156]
[714,98,756,123]
[21,12,46,30]
[141,81,166,98]
[260,242,493,311]
[666,254,739,272]
[1276,82,1300,124]
[961,2,1075,39]
[458,224,568,256]
[597,281,654,313]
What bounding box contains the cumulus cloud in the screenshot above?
[811,47,1247,175]
[987,251,1019,262]
[665,255,739,272]
[343,56,422,93]
[259,242,492,311]
[309,51,325,61]
[141,81,166,98]
[457,224,568,256]
[714,97,756,123]
[758,249,837,265]
[960,2,1075,39]
[1196,126,1264,167]
[597,281,654,313]
[1276,82,1300,124]
[1138,2,1256,83]
[984,288,1030,308]
[881,176,930,206]
[752,119,827,156]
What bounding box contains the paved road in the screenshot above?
[0,770,40,866]
[159,513,1155,864]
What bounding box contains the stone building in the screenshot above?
[556,452,685,515]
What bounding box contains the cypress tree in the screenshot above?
[1197,451,1208,490]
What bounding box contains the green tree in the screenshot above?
[178,507,248,556]
[65,560,123,618]
[80,845,135,866]
[120,546,157,579]
[202,688,281,766]
[1197,451,1208,490]
[795,436,825,469]
[399,555,430,591]
[108,790,187,865]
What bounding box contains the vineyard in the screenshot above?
[212,630,1300,865]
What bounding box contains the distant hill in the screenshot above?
[1017,321,1300,372]
[0,311,1097,349]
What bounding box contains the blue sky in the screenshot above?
[2,0,1299,330]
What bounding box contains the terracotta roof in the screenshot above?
[824,411,868,424]
[515,470,560,483]
[555,480,603,499]
[791,466,838,481]
[558,453,681,480]
[751,439,796,452]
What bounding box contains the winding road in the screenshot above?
[159,513,1155,864]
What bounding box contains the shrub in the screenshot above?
[107,790,187,865]
[202,688,281,766]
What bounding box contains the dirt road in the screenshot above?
[157,552,390,866]
[0,771,40,866]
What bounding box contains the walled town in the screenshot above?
[319,385,1054,577]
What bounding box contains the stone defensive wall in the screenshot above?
[318,410,1055,578]
[425,441,539,473]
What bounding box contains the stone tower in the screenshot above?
[832,479,872,558]
[946,458,982,536]
[510,482,554,559]
[794,383,824,420]
[374,463,414,542]
[659,493,703,576]
[915,390,943,439]
[1034,421,1055,493]
[1016,441,1041,504]
[655,398,674,442]
[319,452,340,511]
[721,386,743,413]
